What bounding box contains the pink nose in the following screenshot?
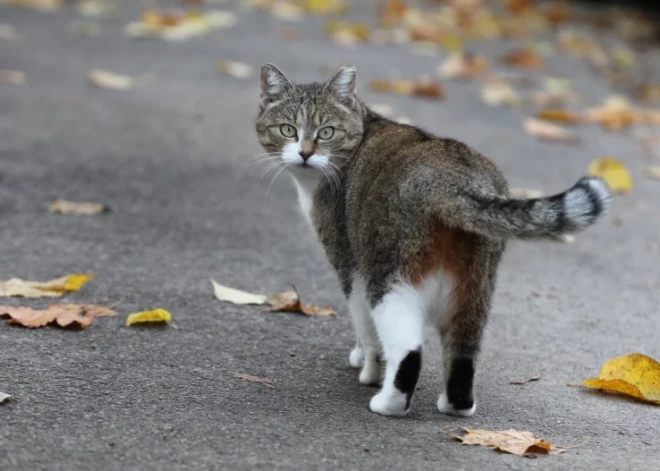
[299,150,313,161]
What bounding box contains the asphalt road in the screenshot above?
[1,1,659,470]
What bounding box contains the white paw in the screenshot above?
[349,346,364,368]
[437,393,476,417]
[369,390,408,417]
[358,358,382,386]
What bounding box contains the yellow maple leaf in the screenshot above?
[0,274,95,298]
[583,353,660,405]
[587,157,632,193]
[126,308,172,326]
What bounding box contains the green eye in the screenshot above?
[279,124,297,138]
[318,126,335,140]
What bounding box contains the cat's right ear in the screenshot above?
[260,63,293,109]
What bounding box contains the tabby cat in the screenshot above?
[254,64,611,417]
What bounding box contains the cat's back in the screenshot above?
[348,117,508,210]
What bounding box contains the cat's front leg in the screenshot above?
[347,277,382,386]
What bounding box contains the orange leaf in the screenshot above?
[502,48,544,70]
[380,0,407,27]
[266,289,336,317]
[536,109,584,124]
[0,304,116,329]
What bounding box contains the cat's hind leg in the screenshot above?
[367,281,427,416]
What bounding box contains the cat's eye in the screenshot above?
[318,126,335,140]
[279,124,297,138]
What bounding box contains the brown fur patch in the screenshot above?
[405,222,476,304]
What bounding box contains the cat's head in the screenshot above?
[254,64,364,172]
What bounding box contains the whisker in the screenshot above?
[255,159,287,187]
[265,163,289,200]
[234,153,282,177]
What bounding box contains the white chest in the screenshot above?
[290,174,318,227]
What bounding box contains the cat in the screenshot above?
[254,63,611,417]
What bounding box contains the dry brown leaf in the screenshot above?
[0,274,95,298]
[0,304,116,329]
[452,428,564,456]
[502,48,544,70]
[380,0,407,27]
[505,0,535,13]
[0,392,11,404]
[509,376,541,385]
[524,118,578,143]
[0,70,25,85]
[544,0,571,25]
[584,96,639,131]
[232,372,274,388]
[48,199,111,215]
[644,166,660,181]
[438,52,489,80]
[583,353,660,405]
[88,69,134,90]
[266,289,336,317]
[536,109,583,125]
[369,78,445,100]
[218,60,253,79]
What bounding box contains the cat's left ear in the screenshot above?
[324,65,357,107]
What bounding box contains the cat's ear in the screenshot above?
[260,63,293,108]
[324,65,357,107]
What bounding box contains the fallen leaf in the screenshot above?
[502,47,544,70]
[0,0,62,11]
[532,291,558,300]
[0,304,116,328]
[271,2,304,22]
[217,60,253,79]
[532,77,580,107]
[302,0,346,15]
[509,188,543,198]
[232,372,274,388]
[0,392,12,404]
[211,279,267,305]
[266,288,336,317]
[369,78,445,100]
[584,95,638,131]
[125,8,237,40]
[438,52,489,80]
[583,353,660,405]
[76,0,118,19]
[524,118,578,143]
[380,0,407,27]
[0,69,25,85]
[544,0,571,25]
[452,428,564,456]
[536,109,583,124]
[212,281,335,316]
[480,80,520,107]
[0,274,95,298]
[325,21,371,46]
[588,157,632,194]
[125,308,171,326]
[510,376,541,385]
[643,166,660,181]
[88,69,134,90]
[48,199,111,215]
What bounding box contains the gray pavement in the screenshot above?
[1,1,659,470]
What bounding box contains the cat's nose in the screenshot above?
[299,150,314,161]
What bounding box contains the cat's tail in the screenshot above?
[438,177,611,240]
